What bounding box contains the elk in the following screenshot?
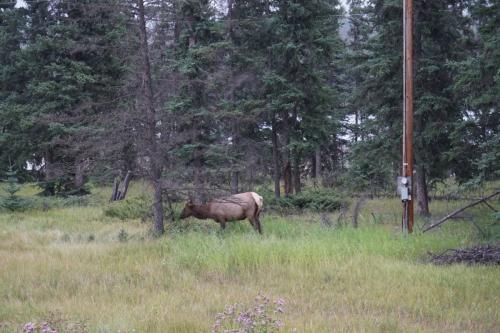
[179,192,264,234]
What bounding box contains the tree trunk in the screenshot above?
[227,0,234,39]
[292,148,301,194]
[173,1,180,45]
[43,150,56,196]
[137,0,163,235]
[231,171,239,194]
[282,126,292,197]
[311,154,316,179]
[249,165,255,191]
[120,170,132,199]
[271,115,281,198]
[315,147,321,184]
[110,177,120,202]
[416,164,430,217]
[230,120,239,195]
[74,161,85,189]
[193,148,205,204]
[283,160,292,197]
[110,171,132,202]
[152,179,164,235]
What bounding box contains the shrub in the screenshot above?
[118,228,129,242]
[265,189,345,213]
[103,195,151,220]
[31,196,90,210]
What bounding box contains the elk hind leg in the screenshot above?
[249,217,262,234]
[255,218,262,234]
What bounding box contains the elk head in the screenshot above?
[180,200,195,219]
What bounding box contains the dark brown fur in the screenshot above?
[180,192,263,234]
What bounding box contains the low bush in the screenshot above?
[264,189,345,213]
[0,195,33,212]
[103,195,151,220]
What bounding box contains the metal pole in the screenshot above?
[402,0,414,233]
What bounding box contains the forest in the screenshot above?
[0,0,497,231]
[0,0,499,332]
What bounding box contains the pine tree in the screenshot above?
[167,0,228,202]
[14,0,127,195]
[0,5,29,174]
[450,0,500,183]
[1,166,24,211]
[265,0,344,195]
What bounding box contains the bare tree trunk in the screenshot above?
[193,148,205,204]
[110,171,132,202]
[230,119,239,194]
[292,148,301,194]
[249,165,255,191]
[110,177,120,202]
[272,115,281,199]
[137,0,163,235]
[231,171,239,194]
[282,126,292,197]
[74,159,88,189]
[152,178,164,234]
[119,170,132,200]
[416,164,430,217]
[227,0,234,38]
[283,160,292,197]
[311,154,316,179]
[43,150,56,196]
[315,147,321,184]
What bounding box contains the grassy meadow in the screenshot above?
[0,182,499,332]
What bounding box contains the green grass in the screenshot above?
[0,184,499,332]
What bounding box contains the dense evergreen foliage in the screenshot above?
[0,166,27,211]
[1,0,498,228]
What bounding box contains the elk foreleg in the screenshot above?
[219,219,226,230]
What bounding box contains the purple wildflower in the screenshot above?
[23,322,36,333]
[275,298,286,306]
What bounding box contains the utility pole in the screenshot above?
[401,0,414,233]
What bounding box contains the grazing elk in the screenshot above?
[179,192,264,234]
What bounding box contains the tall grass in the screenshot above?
[0,185,499,332]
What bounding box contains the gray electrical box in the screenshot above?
[397,176,411,201]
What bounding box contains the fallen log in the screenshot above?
[423,190,499,233]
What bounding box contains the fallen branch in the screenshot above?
[423,190,500,233]
[428,244,500,265]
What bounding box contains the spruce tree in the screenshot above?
[16,0,127,194]
[1,166,24,211]
[0,5,29,174]
[451,0,500,183]
[265,0,344,194]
